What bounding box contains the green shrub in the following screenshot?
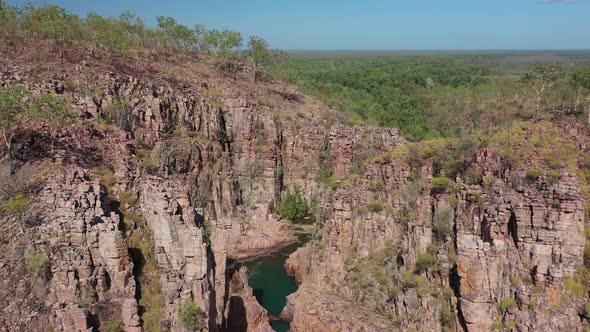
[76,284,97,306]
[414,252,437,274]
[139,274,165,332]
[137,148,159,171]
[563,276,585,299]
[528,300,537,310]
[24,250,49,276]
[491,321,504,330]
[434,208,453,242]
[510,275,521,287]
[440,303,455,330]
[2,194,30,215]
[368,200,384,213]
[431,177,453,194]
[504,320,517,329]
[499,297,517,312]
[94,167,117,193]
[546,171,561,185]
[387,285,402,298]
[101,320,123,332]
[402,273,419,289]
[532,285,544,295]
[316,167,334,187]
[466,169,483,185]
[525,169,541,182]
[369,180,385,192]
[355,206,369,216]
[483,175,495,187]
[448,245,457,263]
[178,301,205,332]
[103,100,133,131]
[544,156,560,169]
[277,189,308,220]
[202,219,212,246]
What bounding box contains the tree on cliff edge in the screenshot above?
[21,4,80,62]
[0,86,28,174]
[572,67,590,124]
[248,35,271,82]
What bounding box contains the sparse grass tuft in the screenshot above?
[24,250,49,277]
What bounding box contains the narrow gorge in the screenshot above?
[1,45,589,332]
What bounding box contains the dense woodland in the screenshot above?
[271,54,590,141]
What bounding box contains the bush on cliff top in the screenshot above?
[431,177,453,195]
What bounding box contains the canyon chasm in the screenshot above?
[0,52,588,332]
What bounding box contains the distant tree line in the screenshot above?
[0,1,274,77]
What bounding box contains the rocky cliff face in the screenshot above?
[285,133,589,331]
[0,53,342,332]
[0,51,588,332]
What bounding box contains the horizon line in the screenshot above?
[285,48,590,52]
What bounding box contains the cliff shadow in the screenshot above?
[225,296,248,332]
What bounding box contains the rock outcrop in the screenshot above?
[39,168,139,332]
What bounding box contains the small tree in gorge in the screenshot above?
[277,189,309,221]
[521,63,565,111]
[248,35,271,82]
[178,301,205,332]
[30,94,73,159]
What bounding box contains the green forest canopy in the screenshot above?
[271,54,590,141]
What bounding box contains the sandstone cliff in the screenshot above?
[0,52,336,331]
[285,124,590,331]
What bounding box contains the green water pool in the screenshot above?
[243,244,300,332]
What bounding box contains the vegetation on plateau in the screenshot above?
[271,53,590,141]
[0,1,279,78]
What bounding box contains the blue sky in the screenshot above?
[8,0,590,50]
